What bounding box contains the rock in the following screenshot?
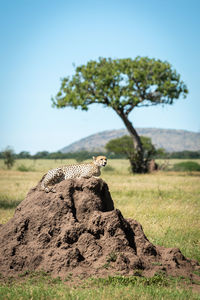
[0,177,199,279]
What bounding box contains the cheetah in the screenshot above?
[41,156,107,193]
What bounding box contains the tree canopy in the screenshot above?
[52,56,188,114]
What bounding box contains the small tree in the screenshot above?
[52,56,188,173]
[3,147,16,169]
[106,135,157,172]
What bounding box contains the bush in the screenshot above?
[172,161,200,172]
[17,164,35,172]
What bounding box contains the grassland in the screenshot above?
[0,158,200,299]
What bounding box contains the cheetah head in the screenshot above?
[93,156,107,167]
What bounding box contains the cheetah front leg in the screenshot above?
[41,180,56,193]
[44,185,56,193]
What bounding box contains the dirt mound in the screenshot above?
[0,178,199,279]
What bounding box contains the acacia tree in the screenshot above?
[52,57,188,173]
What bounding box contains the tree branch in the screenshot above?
[88,86,110,106]
[129,75,145,101]
[124,104,134,116]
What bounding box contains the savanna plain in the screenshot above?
[0,158,200,299]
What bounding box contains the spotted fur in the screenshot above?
[41,156,107,193]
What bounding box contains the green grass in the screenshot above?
[0,272,199,300]
[0,158,200,299]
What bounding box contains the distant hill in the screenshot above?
[60,128,200,153]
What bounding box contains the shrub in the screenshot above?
[17,164,35,172]
[172,161,200,172]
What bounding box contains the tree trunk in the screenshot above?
[116,110,147,173]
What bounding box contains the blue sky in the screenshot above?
[0,0,200,154]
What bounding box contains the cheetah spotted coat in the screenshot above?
[41,156,107,193]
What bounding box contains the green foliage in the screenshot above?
[106,135,157,172]
[18,151,31,159]
[0,150,125,161]
[73,151,93,162]
[103,252,118,268]
[17,164,35,172]
[2,147,16,169]
[33,151,49,159]
[169,151,200,159]
[172,161,200,172]
[52,56,188,111]
[139,136,157,159]
[0,195,21,209]
[106,135,133,157]
[106,252,117,263]
[154,148,168,158]
[1,150,199,160]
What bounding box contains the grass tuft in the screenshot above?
[0,195,21,209]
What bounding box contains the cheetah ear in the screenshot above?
[93,156,96,161]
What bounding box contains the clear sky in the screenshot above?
[0,0,200,154]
